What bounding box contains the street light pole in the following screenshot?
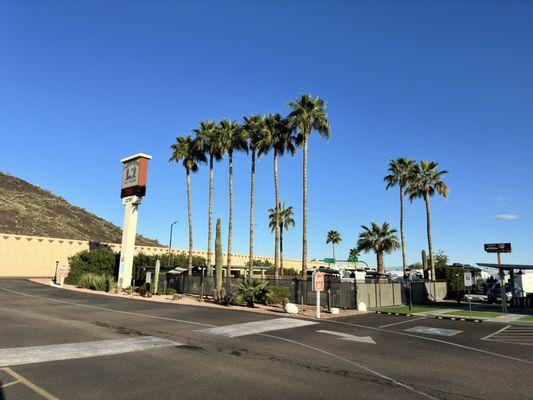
[168,220,178,269]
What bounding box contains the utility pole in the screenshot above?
[497,252,507,313]
[168,220,178,269]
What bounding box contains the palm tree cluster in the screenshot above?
[170,94,330,281]
[384,158,449,280]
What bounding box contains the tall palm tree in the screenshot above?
[326,230,342,260]
[264,113,296,279]
[407,161,449,281]
[268,202,295,275]
[348,248,360,262]
[384,157,416,278]
[242,114,266,281]
[357,222,400,274]
[194,120,221,277]
[288,94,330,278]
[218,119,248,281]
[170,135,206,276]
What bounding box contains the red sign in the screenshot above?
[120,153,152,198]
[57,266,69,278]
[313,272,324,292]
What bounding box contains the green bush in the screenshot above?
[157,287,176,296]
[78,273,107,291]
[266,285,290,305]
[66,248,117,285]
[104,274,117,292]
[232,280,269,307]
[138,283,152,297]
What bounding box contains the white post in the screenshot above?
[118,196,141,289]
[316,291,320,319]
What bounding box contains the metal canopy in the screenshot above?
[476,263,533,270]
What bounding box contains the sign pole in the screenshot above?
[316,290,320,319]
[497,252,507,313]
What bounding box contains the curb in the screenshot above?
[434,315,482,323]
[375,311,415,317]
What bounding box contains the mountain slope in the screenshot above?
[0,172,160,246]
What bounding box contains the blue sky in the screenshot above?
[1,1,532,268]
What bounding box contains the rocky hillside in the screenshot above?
[0,172,160,246]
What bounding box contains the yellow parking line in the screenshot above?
[1,380,21,388]
[0,367,59,400]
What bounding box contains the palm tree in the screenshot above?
[242,115,266,281]
[268,203,295,275]
[264,113,296,279]
[287,94,330,278]
[194,120,221,276]
[348,248,360,263]
[407,161,449,281]
[170,135,206,276]
[357,222,400,274]
[326,230,342,260]
[218,119,248,281]
[384,157,416,278]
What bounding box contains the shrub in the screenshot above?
[232,280,269,307]
[104,274,117,292]
[266,285,290,305]
[78,273,106,291]
[138,283,152,297]
[158,287,176,296]
[66,248,117,285]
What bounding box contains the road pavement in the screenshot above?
[0,279,532,400]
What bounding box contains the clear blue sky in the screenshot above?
[1,1,532,268]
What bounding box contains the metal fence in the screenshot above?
[165,275,447,309]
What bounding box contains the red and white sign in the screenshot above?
[120,153,152,198]
[57,266,69,278]
[313,272,325,292]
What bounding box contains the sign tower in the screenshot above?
[118,153,152,289]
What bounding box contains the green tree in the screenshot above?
[326,230,342,260]
[66,247,117,285]
[357,222,400,274]
[170,135,206,276]
[348,248,360,262]
[194,120,222,276]
[268,202,295,275]
[407,161,449,281]
[218,119,248,280]
[242,114,266,281]
[263,113,296,279]
[384,157,416,277]
[288,94,330,278]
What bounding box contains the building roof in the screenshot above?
[476,263,533,270]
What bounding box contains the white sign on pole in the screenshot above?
[464,272,472,287]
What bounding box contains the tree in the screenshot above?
[194,120,222,276]
[326,230,342,260]
[268,202,295,275]
[264,113,296,279]
[287,94,330,278]
[242,115,266,281]
[170,135,206,276]
[348,248,360,262]
[407,161,449,281]
[218,119,248,281]
[384,157,416,277]
[356,222,400,274]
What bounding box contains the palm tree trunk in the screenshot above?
[248,150,256,281]
[377,251,384,274]
[302,135,308,278]
[186,168,193,276]
[207,154,214,277]
[399,184,407,277]
[273,149,280,280]
[424,191,435,281]
[226,151,233,283]
[332,243,335,260]
[280,222,284,276]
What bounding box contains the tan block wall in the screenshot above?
[0,233,319,277]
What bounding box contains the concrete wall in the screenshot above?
[0,233,319,277]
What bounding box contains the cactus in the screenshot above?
[153,259,160,294]
[213,218,224,302]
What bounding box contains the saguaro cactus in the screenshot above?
[154,259,160,294]
[213,218,224,302]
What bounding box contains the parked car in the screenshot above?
[487,283,521,303]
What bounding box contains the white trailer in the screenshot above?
[515,272,533,296]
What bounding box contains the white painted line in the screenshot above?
[317,330,375,344]
[481,325,511,341]
[198,318,318,338]
[0,380,21,389]
[379,317,426,328]
[0,337,180,367]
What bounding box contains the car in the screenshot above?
[487,283,521,303]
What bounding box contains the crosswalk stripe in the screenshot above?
[198,317,318,338]
[0,337,180,367]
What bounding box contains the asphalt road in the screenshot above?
[0,279,532,400]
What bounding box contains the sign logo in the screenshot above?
[313,272,325,292]
[484,243,512,253]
